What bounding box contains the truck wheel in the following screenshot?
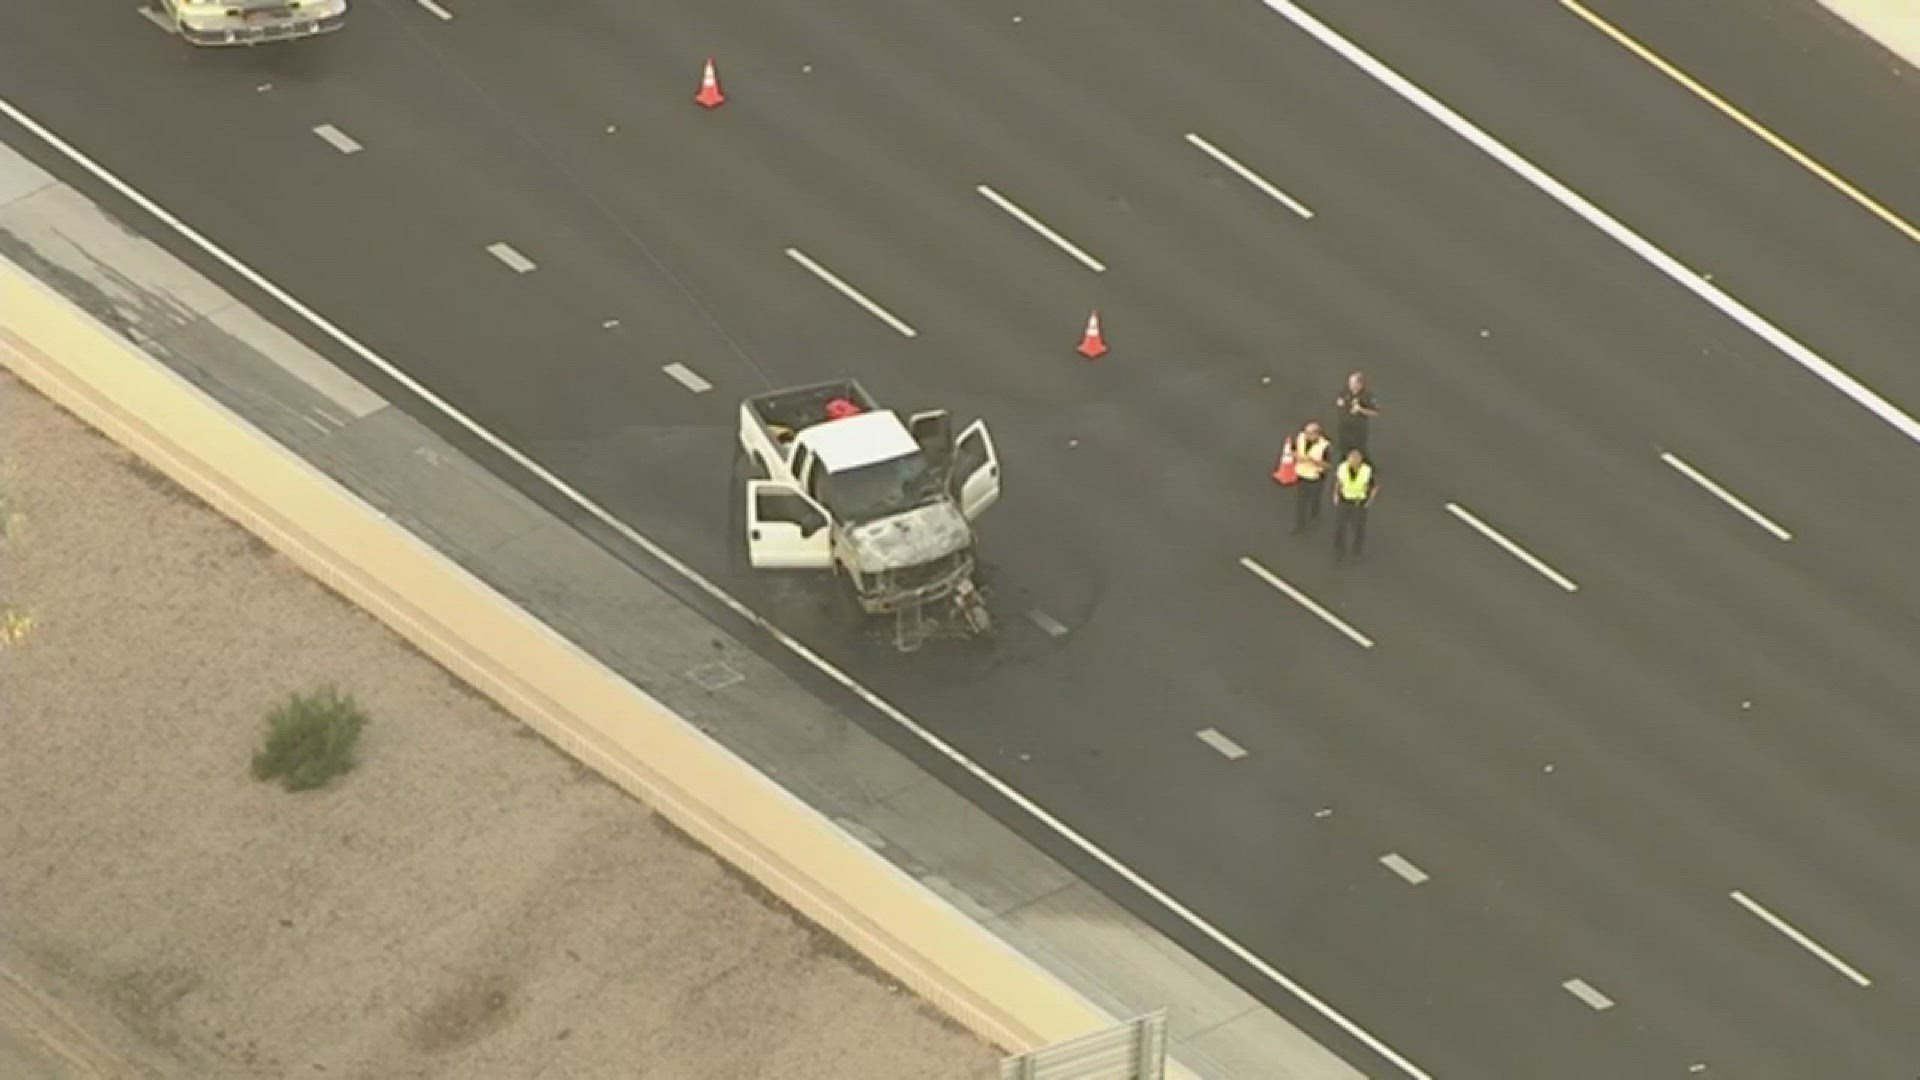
[728,446,751,571]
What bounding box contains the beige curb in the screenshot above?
[1819,1,1920,69]
[0,256,1131,1063]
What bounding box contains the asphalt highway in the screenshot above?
[4,1,1918,1076]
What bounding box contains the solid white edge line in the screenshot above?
[1239,556,1377,649]
[1444,502,1580,592]
[1561,978,1614,1010]
[1378,852,1428,885]
[661,363,712,393]
[1730,890,1872,987]
[486,242,535,274]
[783,247,919,338]
[0,95,1430,1080]
[975,185,1108,272]
[1184,133,1315,219]
[1659,453,1793,541]
[1257,0,1920,449]
[1195,727,1249,760]
[311,124,362,155]
[415,0,454,21]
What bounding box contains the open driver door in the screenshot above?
[745,479,834,570]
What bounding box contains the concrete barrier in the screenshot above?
[0,253,1142,1065]
[1819,1,1920,69]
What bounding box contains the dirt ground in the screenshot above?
[0,369,1001,1080]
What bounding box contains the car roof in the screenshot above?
[804,410,920,471]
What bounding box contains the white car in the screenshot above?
[158,0,347,46]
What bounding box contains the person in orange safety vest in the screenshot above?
[1286,420,1333,534]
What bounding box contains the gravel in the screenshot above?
[0,371,1000,1080]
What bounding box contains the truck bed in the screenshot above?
[745,378,878,437]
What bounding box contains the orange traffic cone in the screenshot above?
[695,58,726,109]
[1076,310,1107,359]
[1272,445,1298,485]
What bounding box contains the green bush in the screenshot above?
[251,686,368,792]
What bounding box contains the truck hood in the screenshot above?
[843,501,971,573]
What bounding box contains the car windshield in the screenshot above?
[822,451,941,523]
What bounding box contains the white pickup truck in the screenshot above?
[737,378,1001,650]
[155,0,347,46]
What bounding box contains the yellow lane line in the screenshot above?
[1560,0,1920,245]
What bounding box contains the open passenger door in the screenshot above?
[907,409,953,477]
[950,420,1001,522]
[745,479,834,570]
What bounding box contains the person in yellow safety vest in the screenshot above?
[1288,421,1333,535]
[1331,448,1378,565]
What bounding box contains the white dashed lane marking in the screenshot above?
[1444,503,1579,593]
[1378,853,1428,885]
[1026,609,1069,637]
[784,247,918,338]
[1239,556,1375,649]
[1185,133,1315,219]
[662,363,712,393]
[976,184,1107,272]
[416,0,454,20]
[312,124,363,155]
[1562,978,1614,1011]
[1730,890,1871,987]
[486,242,536,274]
[1195,728,1248,760]
[1660,453,1793,542]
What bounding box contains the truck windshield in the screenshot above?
[823,452,941,523]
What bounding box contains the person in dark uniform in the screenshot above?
[1331,448,1378,565]
[1334,371,1380,456]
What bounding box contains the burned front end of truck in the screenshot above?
[838,505,991,649]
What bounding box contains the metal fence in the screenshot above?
[999,1010,1169,1080]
